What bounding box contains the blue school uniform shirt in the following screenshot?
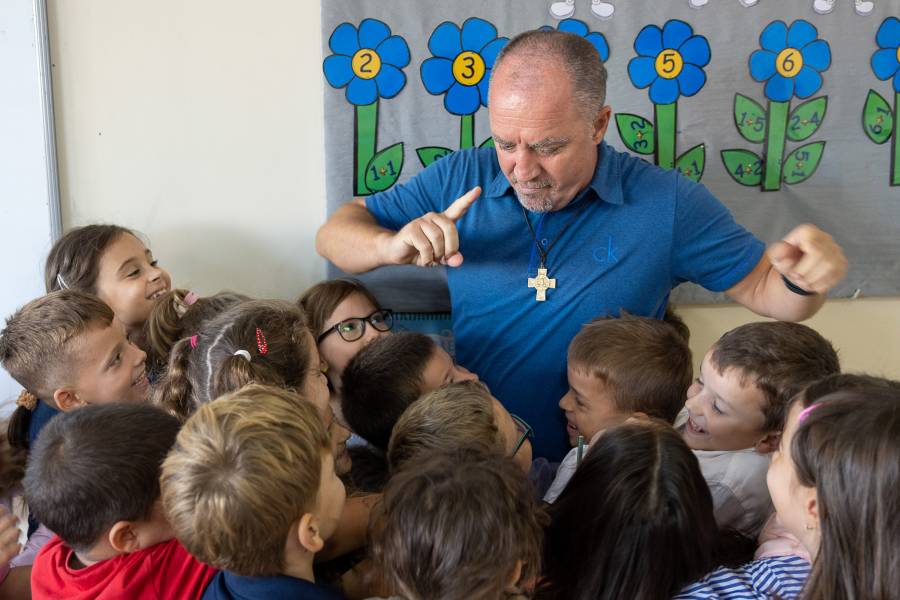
[202,571,346,600]
[366,141,764,460]
[673,555,811,599]
[28,399,60,448]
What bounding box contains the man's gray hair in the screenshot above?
[492,29,608,121]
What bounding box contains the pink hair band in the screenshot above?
[184,291,200,306]
[190,335,199,349]
[797,403,821,423]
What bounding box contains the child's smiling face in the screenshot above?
[558,363,625,446]
[682,350,773,452]
[95,233,171,334]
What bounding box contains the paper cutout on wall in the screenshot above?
[688,0,758,7]
[416,18,508,168]
[864,16,900,186]
[722,19,831,191]
[323,19,410,195]
[620,19,710,182]
[549,0,614,21]
[813,0,875,16]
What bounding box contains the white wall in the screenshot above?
[47,0,900,380]
[1,0,57,408]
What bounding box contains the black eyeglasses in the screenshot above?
[511,414,534,457]
[317,309,393,344]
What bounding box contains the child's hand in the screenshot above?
[0,506,21,566]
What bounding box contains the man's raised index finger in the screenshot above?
[442,186,481,222]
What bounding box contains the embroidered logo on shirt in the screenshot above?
[592,235,619,265]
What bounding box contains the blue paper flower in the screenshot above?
[871,17,900,93]
[323,19,410,106]
[749,20,831,102]
[420,18,508,116]
[540,19,610,62]
[627,20,711,105]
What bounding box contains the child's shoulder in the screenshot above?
[203,571,346,600]
[673,555,810,599]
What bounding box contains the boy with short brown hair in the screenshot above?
[682,321,840,535]
[161,384,346,599]
[545,314,692,503]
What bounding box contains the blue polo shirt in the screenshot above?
[202,571,346,600]
[367,141,764,460]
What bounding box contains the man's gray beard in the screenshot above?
[515,191,554,213]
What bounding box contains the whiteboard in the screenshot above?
[0,0,61,411]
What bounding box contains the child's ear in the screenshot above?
[296,513,324,554]
[108,521,141,554]
[754,431,781,454]
[53,388,86,412]
[804,492,820,531]
[504,559,524,593]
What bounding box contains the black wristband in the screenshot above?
[781,274,816,296]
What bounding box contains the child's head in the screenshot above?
[45,225,171,334]
[23,404,179,558]
[767,378,900,598]
[161,384,344,576]
[683,321,840,452]
[388,381,533,475]
[298,278,391,388]
[540,419,718,600]
[154,300,328,420]
[0,291,149,449]
[560,314,692,446]
[372,449,544,600]
[340,332,478,451]
[146,288,249,372]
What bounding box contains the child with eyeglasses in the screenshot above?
[298,279,393,394]
[388,381,534,476]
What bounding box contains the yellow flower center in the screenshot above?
[896,46,900,64]
[452,51,486,86]
[775,48,803,78]
[351,49,381,80]
[654,49,684,80]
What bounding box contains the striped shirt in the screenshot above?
[673,555,810,599]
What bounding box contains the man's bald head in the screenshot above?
[490,29,608,123]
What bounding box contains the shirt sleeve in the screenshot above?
[543,446,583,504]
[365,150,470,231]
[671,178,766,293]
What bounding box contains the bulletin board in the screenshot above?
[321,0,900,312]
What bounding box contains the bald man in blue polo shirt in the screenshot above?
[317,29,847,460]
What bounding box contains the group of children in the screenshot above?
[0,223,896,599]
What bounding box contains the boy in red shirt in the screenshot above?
[24,404,215,599]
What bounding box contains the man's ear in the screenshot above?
[108,521,141,554]
[591,105,613,143]
[53,388,86,412]
[754,431,781,454]
[296,513,324,554]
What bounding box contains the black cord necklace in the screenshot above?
[521,204,583,302]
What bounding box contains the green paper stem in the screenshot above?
[893,92,900,186]
[764,100,789,191]
[460,114,475,150]
[355,102,378,195]
[655,102,677,169]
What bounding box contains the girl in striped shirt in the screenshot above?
[676,377,900,599]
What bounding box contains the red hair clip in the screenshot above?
[256,328,268,355]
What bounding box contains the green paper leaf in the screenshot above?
[782,141,825,185]
[675,144,706,182]
[721,149,763,186]
[734,94,767,144]
[787,96,827,142]
[863,89,893,145]
[416,146,453,168]
[364,142,404,192]
[615,113,654,155]
[480,137,495,149]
